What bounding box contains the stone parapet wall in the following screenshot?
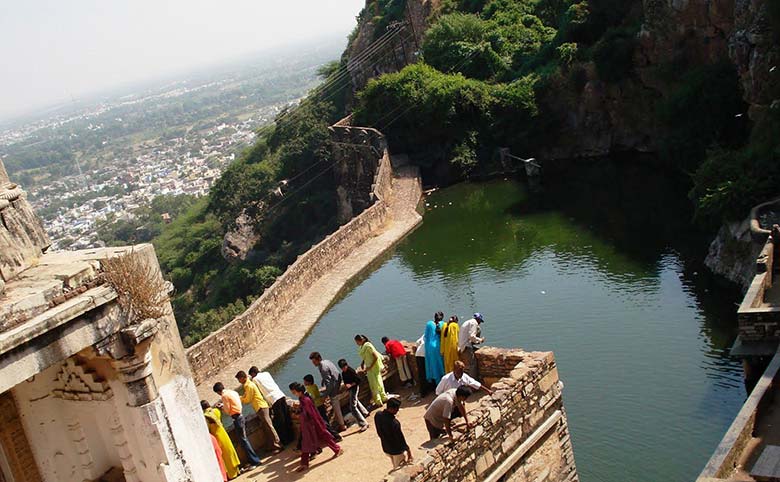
[330,119,392,222]
[186,125,395,386]
[384,348,578,482]
[738,233,780,341]
[186,200,389,385]
[698,350,780,480]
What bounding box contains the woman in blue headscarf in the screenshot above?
[424,311,445,384]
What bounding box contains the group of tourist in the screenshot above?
[199,311,489,479]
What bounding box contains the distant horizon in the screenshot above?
[0,32,350,127]
[0,0,364,123]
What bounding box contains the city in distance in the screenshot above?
[1,35,346,251]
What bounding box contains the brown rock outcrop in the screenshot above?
[0,158,51,289]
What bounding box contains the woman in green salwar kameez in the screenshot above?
[355,334,388,406]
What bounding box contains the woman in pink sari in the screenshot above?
[289,382,344,472]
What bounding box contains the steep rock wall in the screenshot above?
[345,0,438,95]
[540,0,777,160]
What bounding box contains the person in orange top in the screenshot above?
[236,371,282,453]
[210,433,228,481]
[202,400,240,479]
[213,382,262,469]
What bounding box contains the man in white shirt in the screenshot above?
[249,366,295,445]
[424,386,472,440]
[415,333,432,397]
[458,312,485,378]
[436,361,493,395]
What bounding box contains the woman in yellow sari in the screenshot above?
[441,315,460,373]
[355,334,388,406]
[201,401,241,480]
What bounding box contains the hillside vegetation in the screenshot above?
[116,0,777,345]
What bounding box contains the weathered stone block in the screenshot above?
[538,367,559,392]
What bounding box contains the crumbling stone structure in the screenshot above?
[186,118,398,386]
[0,159,222,482]
[330,115,393,223]
[0,158,50,296]
[699,207,780,480]
[384,347,578,482]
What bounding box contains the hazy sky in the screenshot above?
[0,0,365,121]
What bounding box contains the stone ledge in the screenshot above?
[0,284,116,355]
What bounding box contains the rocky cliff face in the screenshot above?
[540,0,777,160]
[345,0,438,94]
[704,218,763,289]
[730,0,780,116]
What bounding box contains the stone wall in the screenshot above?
[0,392,42,482]
[186,128,395,386]
[697,350,780,480]
[738,231,780,341]
[706,198,780,292]
[384,348,578,482]
[330,117,392,223]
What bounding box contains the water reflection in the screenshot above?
[269,157,745,482]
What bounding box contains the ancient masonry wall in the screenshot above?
[385,347,578,482]
[738,227,780,340]
[186,125,394,386]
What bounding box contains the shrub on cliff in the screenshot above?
[423,13,507,80]
[692,107,780,224]
[354,63,538,174]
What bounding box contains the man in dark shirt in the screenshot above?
[338,358,370,430]
[374,398,412,468]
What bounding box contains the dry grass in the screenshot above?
[101,251,170,323]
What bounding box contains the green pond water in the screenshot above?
[269,157,745,482]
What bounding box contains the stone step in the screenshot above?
[751,445,780,481]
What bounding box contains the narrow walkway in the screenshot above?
[196,162,422,401]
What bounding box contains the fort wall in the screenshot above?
[383,347,578,482]
[186,123,395,386]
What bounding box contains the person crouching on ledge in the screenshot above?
[423,386,473,440]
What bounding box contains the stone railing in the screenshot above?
[697,349,780,480]
[384,347,578,482]
[738,226,780,341]
[749,197,780,243]
[185,124,394,386]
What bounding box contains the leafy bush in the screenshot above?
[450,131,479,174]
[556,42,578,66]
[692,107,780,223]
[423,13,507,80]
[354,63,538,170]
[182,299,249,347]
